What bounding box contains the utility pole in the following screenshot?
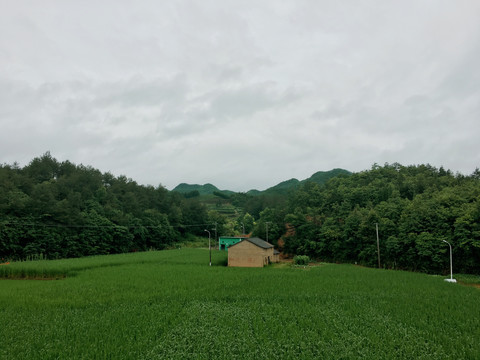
[265,222,271,243]
[204,230,211,266]
[214,222,217,248]
[376,223,381,269]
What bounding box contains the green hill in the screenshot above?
[172,183,220,195]
[173,168,351,197]
[302,168,351,185]
[261,168,352,195]
[262,178,301,195]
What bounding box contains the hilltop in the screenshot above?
[172,168,351,196]
[171,183,234,196]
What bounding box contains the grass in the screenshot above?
[455,273,480,286]
[0,249,479,359]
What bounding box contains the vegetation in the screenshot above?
[2,154,480,275]
[172,182,233,196]
[284,163,480,274]
[293,254,310,265]
[173,168,351,197]
[0,152,210,260]
[0,249,478,359]
[259,168,351,196]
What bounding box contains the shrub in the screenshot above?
[293,255,310,266]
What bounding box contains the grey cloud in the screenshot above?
[93,75,188,108]
[437,42,480,102]
[204,83,302,120]
[1,2,480,191]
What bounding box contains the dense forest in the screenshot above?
[281,163,480,274]
[1,153,479,274]
[0,152,210,259]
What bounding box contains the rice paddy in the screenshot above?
[0,249,479,359]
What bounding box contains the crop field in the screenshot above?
[0,249,479,359]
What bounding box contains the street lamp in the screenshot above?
[205,229,211,266]
[375,223,381,269]
[442,240,456,283]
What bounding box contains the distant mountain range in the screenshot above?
[172,168,351,196]
[172,183,230,196]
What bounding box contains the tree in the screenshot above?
[239,212,255,234]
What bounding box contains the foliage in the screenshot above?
[182,190,200,198]
[0,153,210,260]
[284,163,480,273]
[293,255,310,265]
[238,212,255,234]
[4,154,478,275]
[207,210,237,237]
[0,249,479,359]
[252,207,286,245]
[213,190,230,199]
[172,183,232,196]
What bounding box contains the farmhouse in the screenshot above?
[228,237,279,267]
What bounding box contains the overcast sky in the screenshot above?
[1,1,479,191]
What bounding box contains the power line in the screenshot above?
[0,221,217,229]
[178,223,215,228]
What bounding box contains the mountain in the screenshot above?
[172,183,235,196]
[259,169,352,195]
[261,178,301,195]
[172,183,219,195]
[303,168,351,185]
[173,168,351,196]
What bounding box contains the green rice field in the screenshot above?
[0,249,479,359]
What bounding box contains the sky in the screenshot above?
[1,1,479,192]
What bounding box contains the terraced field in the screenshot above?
[0,249,478,359]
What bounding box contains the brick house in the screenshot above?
[227,237,279,267]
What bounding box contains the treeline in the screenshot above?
[282,163,480,273]
[2,154,479,274]
[0,152,209,260]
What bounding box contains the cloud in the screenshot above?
[1,1,479,191]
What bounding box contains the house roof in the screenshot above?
[229,237,274,249]
[219,236,248,240]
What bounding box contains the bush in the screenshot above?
[293,255,310,266]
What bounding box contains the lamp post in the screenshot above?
[442,240,456,283]
[375,223,381,269]
[205,229,211,266]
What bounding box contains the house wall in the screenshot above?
[218,237,246,251]
[228,241,275,267]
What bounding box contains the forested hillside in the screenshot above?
[282,163,480,273]
[172,183,234,196]
[0,153,209,260]
[173,168,351,196]
[2,154,479,274]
